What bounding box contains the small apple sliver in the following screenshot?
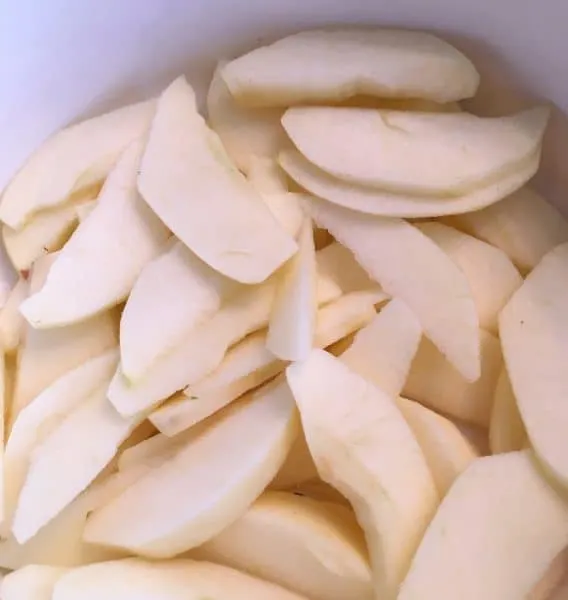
[304,197,480,381]
[499,242,568,488]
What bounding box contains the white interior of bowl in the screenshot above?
[1,0,567,207]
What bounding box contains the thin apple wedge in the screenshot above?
[287,349,438,600]
[396,397,478,496]
[192,491,373,600]
[304,197,480,381]
[489,369,528,454]
[138,77,297,284]
[398,451,568,600]
[279,148,542,218]
[340,298,422,397]
[445,187,568,273]
[282,106,548,195]
[84,379,299,557]
[19,141,170,328]
[0,277,29,354]
[52,559,308,600]
[416,222,522,332]
[119,240,229,382]
[499,242,568,488]
[221,28,479,106]
[1,565,69,600]
[207,63,286,173]
[0,101,155,230]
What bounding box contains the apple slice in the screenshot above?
[53,559,308,600]
[340,298,422,397]
[1,565,69,600]
[403,331,502,426]
[314,242,375,294]
[84,380,299,557]
[138,77,297,284]
[416,222,522,332]
[398,451,568,600]
[12,386,142,543]
[489,369,527,454]
[207,63,286,173]
[445,187,568,273]
[247,157,289,194]
[268,217,317,361]
[396,397,478,496]
[0,277,29,353]
[0,100,155,229]
[19,141,170,328]
[287,349,438,600]
[282,106,548,195]
[304,197,480,381]
[499,242,568,488]
[221,28,479,107]
[269,431,318,490]
[192,491,373,600]
[119,240,229,382]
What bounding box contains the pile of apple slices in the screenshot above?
[0,26,567,600]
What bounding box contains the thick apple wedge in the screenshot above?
[499,242,568,488]
[304,197,480,381]
[84,380,299,557]
[279,148,541,218]
[119,241,229,382]
[52,559,309,600]
[0,277,29,353]
[221,28,479,106]
[138,76,297,284]
[1,565,69,600]
[398,451,568,600]
[282,106,548,195]
[0,101,155,230]
[489,369,527,454]
[192,491,373,600]
[287,350,438,600]
[19,141,170,328]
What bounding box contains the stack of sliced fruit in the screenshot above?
[0,26,567,600]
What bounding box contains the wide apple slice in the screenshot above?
[396,397,478,496]
[192,491,373,600]
[304,197,480,381]
[398,451,568,600]
[287,349,438,600]
[282,106,548,195]
[221,28,479,107]
[19,141,170,328]
[499,242,568,488]
[280,147,541,218]
[119,240,229,382]
[416,222,522,332]
[207,63,286,173]
[84,380,299,557]
[0,101,155,229]
[340,298,422,397]
[403,331,502,426]
[138,77,297,284]
[0,277,29,353]
[1,565,69,600]
[489,369,527,454]
[445,187,568,273]
[52,559,308,600]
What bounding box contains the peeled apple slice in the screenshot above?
[221,28,479,106]
[445,187,568,272]
[280,147,541,218]
[282,106,548,195]
[0,100,155,229]
[1,565,69,600]
[119,241,229,382]
[0,277,29,353]
[207,63,286,173]
[403,331,502,426]
[19,141,170,328]
[341,298,422,397]
[396,397,478,496]
[192,491,373,600]
[138,76,296,284]
[489,369,527,454]
[52,559,308,600]
[84,380,299,557]
[287,350,438,600]
[305,197,480,380]
[416,222,522,332]
[315,242,375,294]
[398,451,568,600]
[269,431,318,490]
[247,157,288,194]
[499,242,568,488]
